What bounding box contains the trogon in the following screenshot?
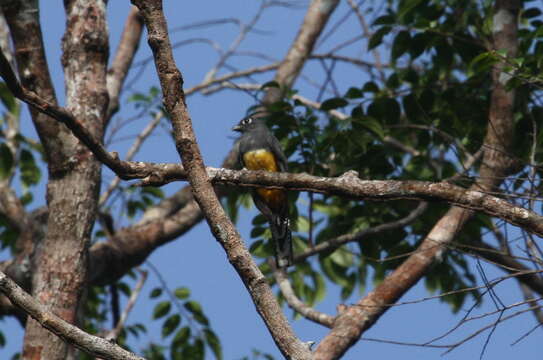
[233,116,293,268]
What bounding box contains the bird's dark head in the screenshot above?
[232,116,265,133]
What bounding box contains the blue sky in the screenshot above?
[0,1,539,359]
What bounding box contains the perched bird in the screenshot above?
[232,116,293,268]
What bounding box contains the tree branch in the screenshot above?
[273,264,335,327]
[130,1,312,358]
[0,271,145,360]
[265,0,341,103]
[106,5,143,120]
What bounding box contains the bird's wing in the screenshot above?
[267,133,288,172]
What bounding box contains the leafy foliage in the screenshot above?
[144,284,222,360]
[1,0,542,357]
[226,0,543,315]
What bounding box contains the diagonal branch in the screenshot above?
[0,271,145,360]
[130,1,312,358]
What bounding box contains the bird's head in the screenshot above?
[232,116,265,133]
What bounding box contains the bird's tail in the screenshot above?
[270,215,293,268]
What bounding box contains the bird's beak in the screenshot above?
[232,124,242,132]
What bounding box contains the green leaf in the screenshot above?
[204,329,222,360]
[127,92,149,103]
[20,149,41,187]
[391,30,411,61]
[357,117,385,140]
[312,272,326,303]
[150,287,163,299]
[344,87,363,99]
[523,7,542,19]
[162,314,181,338]
[174,287,191,300]
[252,214,267,225]
[153,301,171,319]
[368,26,391,50]
[367,98,400,124]
[329,247,353,268]
[362,81,379,93]
[141,187,164,199]
[320,255,351,287]
[340,273,356,300]
[20,192,33,206]
[409,32,431,59]
[0,143,14,180]
[398,0,424,21]
[172,327,191,348]
[320,97,348,111]
[249,239,272,257]
[250,226,266,238]
[0,82,18,114]
[373,14,395,25]
[295,216,310,233]
[126,200,141,218]
[468,51,499,77]
[184,300,209,326]
[117,282,131,296]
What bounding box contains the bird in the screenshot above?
[232,116,293,268]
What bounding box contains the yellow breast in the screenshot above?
[243,149,285,212]
[243,149,279,172]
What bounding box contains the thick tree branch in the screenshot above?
[0,271,145,360]
[130,1,312,358]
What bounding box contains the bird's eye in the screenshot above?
[244,117,253,125]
